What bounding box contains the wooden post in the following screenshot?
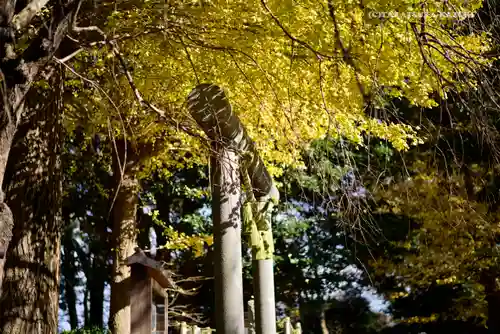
[164,294,168,333]
[130,264,152,334]
[127,249,173,334]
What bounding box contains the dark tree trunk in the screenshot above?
[65,270,79,330]
[73,234,91,328]
[0,72,64,333]
[88,141,112,328]
[62,225,79,330]
[109,140,140,334]
[84,287,89,327]
[481,272,500,334]
[88,249,106,328]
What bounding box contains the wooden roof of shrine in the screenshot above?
[126,247,175,298]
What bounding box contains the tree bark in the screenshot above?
[83,287,89,327]
[0,72,64,333]
[88,248,106,328]
[62,225,79,330]
[109,140,140,334]
[0,78,24,296]
[0,0,80,291]
[320,305,330,334]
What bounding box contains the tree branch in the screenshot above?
[11,0,50,31]
[327,1,370,103]
[410,22,454,88]
[260,0,333,59]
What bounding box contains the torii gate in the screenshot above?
[187,84,279,334]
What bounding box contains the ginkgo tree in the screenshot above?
[96,0,490,172]
[66,0,491,179]
[59,1,493,333]
[1,0,489,333]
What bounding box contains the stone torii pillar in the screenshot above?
[187,84,278,334]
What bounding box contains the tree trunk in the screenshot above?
[62,225,79,330]
[64,271,79,330]
[0,73,64,333]
[320,305,330,334]
[0,0,80,289]
[84,287,89,327]
[88,249,106,328]
[109,140,140,334]
[481,272,500,333]
[0,4,28,285]
[0,121,16,289]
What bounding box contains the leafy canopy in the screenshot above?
[69,0,490,177]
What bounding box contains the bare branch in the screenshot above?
[71,0,106,36]
[410,22,454,88]
[56,48,84,63]
[11,0,50,31]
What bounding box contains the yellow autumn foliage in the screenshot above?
[73,0,490,177]
[163,225,213,258]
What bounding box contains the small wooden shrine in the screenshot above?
[126,248,174,334]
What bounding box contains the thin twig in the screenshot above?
[260,0,333,59]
